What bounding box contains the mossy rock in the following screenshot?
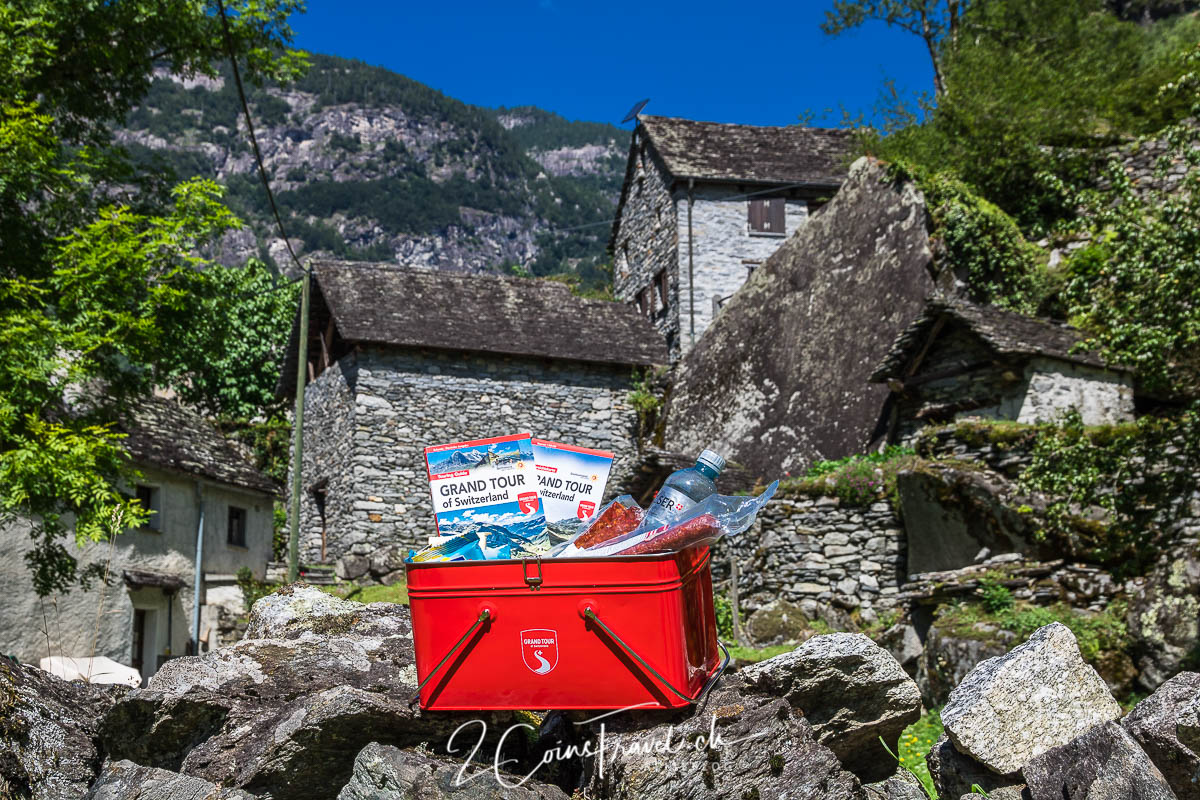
[744,599,817,647]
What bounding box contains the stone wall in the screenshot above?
[294,346,640,563]
[1017,358,1134,425]
[612,142,681,358]
[716,494,907,616]
[677,188,807,352]
[1103,121,1198,201]
[292,354,359,563]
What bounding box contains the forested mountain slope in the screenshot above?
[118,53,627,287]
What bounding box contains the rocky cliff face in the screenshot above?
[119,55,626,279]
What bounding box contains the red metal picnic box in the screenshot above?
[405,545,728,711]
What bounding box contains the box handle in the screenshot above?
[410,609,491,705]
[583,607,730,707]
[522,557,543,591]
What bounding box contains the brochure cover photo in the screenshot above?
[424,433,547,557]
[531,439,613,524]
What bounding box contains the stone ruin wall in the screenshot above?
[715,495,908,618]
[295,346,640,570]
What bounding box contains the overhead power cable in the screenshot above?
[214,0,307,277]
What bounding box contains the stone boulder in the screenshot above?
[942,622,1121,774]
[876,622,923,680]
[741,632,922,782]
[1128,548,1200,691]
[241,583,369,639]
[863,769,928,800]
[368,546,408,585]
[338,742,569,800]
[1021,721,1176,799]
[926,734,1026,799]
[742,597,819,646]
[85,760,255,799]
[917,616,1017,706]
[334,553,370,582]
[661,157,940,476]
[581,672,866,799]
[1122,672,1200,799]
[101,586,519,800]
[0,657,123,800]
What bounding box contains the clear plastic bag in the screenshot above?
[559,481,777,558]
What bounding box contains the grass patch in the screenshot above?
[321,581,409,605]
[935,599,1127,662]
[726,644,794,663]
[779,446,919,506]
[898,706,943,798]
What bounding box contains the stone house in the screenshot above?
[278,261,666,572]
[609,115,854,359]
[0,397,277,682]
[870,298,1136,440]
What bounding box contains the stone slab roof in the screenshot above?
[123,396,277,495]
[870,298,1131,381]
[638,115,855,187]
[279,262,667,392]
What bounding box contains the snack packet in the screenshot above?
[549,495,645,557]
[567,481,778,558]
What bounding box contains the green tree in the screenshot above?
[822,0,965,98]
[161,259,300,420]
[851,0,1200,231]
[0,0,305,595]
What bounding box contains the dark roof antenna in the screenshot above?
[621,98,649,124]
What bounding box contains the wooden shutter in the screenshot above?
[748,199,766,232]
[657,270,669,309]
[769,198,785,233]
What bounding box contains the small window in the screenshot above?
[227,506,247,548]
[656,270,669,311]
[748,198,786,235]
[135,484,161,531]
[637,287,651,317]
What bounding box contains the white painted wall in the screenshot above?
[676,186,808,351]
[0,465,273,681]
[1016,358,1135,425]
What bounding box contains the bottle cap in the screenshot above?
[697,449,726,474]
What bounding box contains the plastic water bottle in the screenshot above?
[642,449,726,528]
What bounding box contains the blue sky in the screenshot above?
[289,1,933,128]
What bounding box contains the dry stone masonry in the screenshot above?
[724,495,907,619]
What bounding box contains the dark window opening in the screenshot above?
[135,484,161,530]
[132,609,146,674]
[313,488,328,562]
[749,198,786,235]
[655,270,669,311]
[637,287,651,317]
[227,506,247,548]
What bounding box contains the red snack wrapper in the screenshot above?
[619,514,722,555]
[574,499,644,550]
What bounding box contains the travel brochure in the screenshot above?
[417,433,614,561]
